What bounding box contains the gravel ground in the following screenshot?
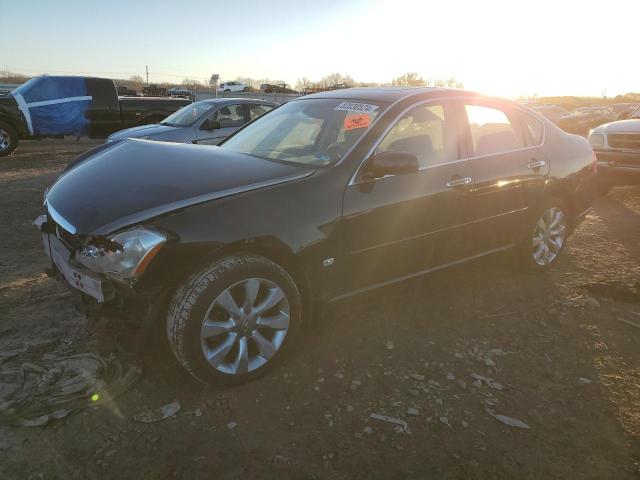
[1,138,639,479]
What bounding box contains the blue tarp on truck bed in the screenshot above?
[12,76,92,136]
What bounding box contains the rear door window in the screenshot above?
[215,104,245,128]
[464,104,524,156]
[248,104,273,120]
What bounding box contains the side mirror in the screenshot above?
[200,118,220,131]
[364,151,419,179]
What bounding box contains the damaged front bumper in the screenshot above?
[35,214,114,303]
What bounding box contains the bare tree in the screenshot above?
[295,76,311,92]
[128,75,144,88]
[392,72,425,86]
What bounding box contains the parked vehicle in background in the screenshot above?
[142,84,167,97]
[168,87,192,98]
[589,116,640,194]
[532,104,569,124]
[614,103,640,120]
[0,76,191,156]
[218,81,249,92]
[106,98,276,145]
[116,85,139,96]
[556,106,616,134]
[37,87,597,384]
[260,83,298,94]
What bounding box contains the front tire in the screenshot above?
[166,254,301,384]
[517,197,569,271]
[0,121,19,157]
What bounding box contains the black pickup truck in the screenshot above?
[0,76,191,156]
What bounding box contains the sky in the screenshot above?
[3,0,639,98]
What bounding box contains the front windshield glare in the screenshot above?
[161,102,212,127]
[221,99,385,166]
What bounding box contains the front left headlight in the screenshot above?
[589,133,605,147]
[76,227,166,283]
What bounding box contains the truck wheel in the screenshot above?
[166,254,301,385]
[243,87,249,92]
[0,121,18,157]
[517,197,569,271]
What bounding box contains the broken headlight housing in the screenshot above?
[76,227,166,283]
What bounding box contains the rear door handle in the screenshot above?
[528,159,546,169]
[445,177,472,188]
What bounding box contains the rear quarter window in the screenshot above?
[521,113,544,146]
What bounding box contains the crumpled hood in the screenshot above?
[46,139,314,235]
[107,123,179,141]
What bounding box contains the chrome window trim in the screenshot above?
[347,95,547,186]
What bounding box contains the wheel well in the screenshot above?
[547,184,577,227]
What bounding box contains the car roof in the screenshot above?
[295,86,487,104]
[198,98,275,105]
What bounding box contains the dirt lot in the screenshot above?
[1,139,640,479]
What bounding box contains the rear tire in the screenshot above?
[0,121,19,157]
[166,254,301,385]
[516,197,569,271]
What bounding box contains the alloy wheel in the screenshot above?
[0,128,10,152]
[200,278,290,375]
[532,207,566,266]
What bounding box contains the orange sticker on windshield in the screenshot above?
[343,114,370,130]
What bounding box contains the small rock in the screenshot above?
[578,377,593,385]
[317,377,325,383]
[194,409,202,417]
[439,416,449,426]
[227,422,238,430]
[409,373,425,381]
[457,379,467,389]
[346,405,354,412]
[408,389,420,397]
[363,426,373,435]
[386,341,394,350]
[484,358,496,367]
[435,398,443,405]
[461,421,469,428]
[407,407,419,416]
[446,372,455,381]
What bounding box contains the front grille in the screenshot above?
[608,133,640,150]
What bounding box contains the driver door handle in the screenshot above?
[528,159,546,169]
[445,177,472,188]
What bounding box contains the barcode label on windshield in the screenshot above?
[335,102,379,113]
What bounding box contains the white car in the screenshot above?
[218,81,249,92]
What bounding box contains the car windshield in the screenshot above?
[221,98,386,166]
[160,102,213,127]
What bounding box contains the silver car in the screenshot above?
[106,98,276,145]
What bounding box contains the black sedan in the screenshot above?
[36,87,597,384]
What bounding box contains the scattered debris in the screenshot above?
[406,407,419,416]
[616,317,640,330]
[439,416,449,426]
[363,426,373,435]
[133,401,181,423]
[470,373,504,390]
[0,353,140,427]
[409,373,425,381]
[488,411,530,429]
[227,421,238,430]
[385,341,394,351]
[578,377,593,385]
[370,412,408,432]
